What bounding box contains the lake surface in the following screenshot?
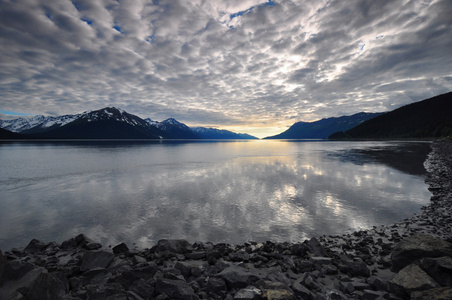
[0,140,432,250]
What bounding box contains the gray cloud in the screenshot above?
[0,0,451,137]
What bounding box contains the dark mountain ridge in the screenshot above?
[330,91,452,139]
[264,112,384,139]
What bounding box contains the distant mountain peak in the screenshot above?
[161,118,182,125]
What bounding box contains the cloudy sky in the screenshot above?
[0,0,451,137]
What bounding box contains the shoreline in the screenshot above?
[1,140,451,299]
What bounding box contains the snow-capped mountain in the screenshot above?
[0,114,80,133]
[0,107,257,139]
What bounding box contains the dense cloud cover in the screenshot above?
[1,0,451,137]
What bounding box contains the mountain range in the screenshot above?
[0,107,258,140]
[1,91,451,140]
[263,112,384,139]
[329,91,452,139]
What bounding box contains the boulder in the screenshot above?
[80,250,115,272]
[155,278,199,300]
[217,266,260,290]
[23,239,52,253]
[206,277,228,295]
[112,243,129,254]
[0,267,47,300]
[334,254,370,277]
[291,280,315,300]
[390,264,439,297]
[26,272,69,300]
[391,234,452,272]
[411,287,452,300]
[0,250,13,284]
[419,256,452,286]
[306,237,327,257]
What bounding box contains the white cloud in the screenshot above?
[0,0,451,137]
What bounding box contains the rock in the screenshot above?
[84,282,127,299]
[360,289,387,300]
[0,250,14,284]
[419,256,452,286]
[390,264,439,297]
[133,255,147,264]
[291,280,315,299]
[109,263,158,288]
[306,237,327,257]
[0,267,47,300]
[154,239,192,254]
[291,243,308,256]
[265,270,291,286]
[230,251,250,262]
[411,287,452,300]
[206,277,228,295]
[262,288,295,300]
[310,256,333,265]
[391,234,452,272]
[23,239,52,253]
[234,286,262,300]
[112,243,130,254]
[367,275,388,292]
[334,254,371,277]
[61,234,101,250]
[218,266,260,290]
[26,272,68,300]
[155,278,199,300]
[129,278,154,299]
[80,250,115,272]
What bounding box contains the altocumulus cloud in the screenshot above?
[0,0,451,137]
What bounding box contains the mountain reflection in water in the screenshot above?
[0,140,431,250]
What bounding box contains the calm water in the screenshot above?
[0,140,432,250]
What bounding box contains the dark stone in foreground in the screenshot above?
[390,234,452,272]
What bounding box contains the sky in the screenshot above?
[0,0,451,138]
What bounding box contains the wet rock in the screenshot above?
[80,250,115,272]
[411,287,452,300]
[390,264,439,297]
[419,256,452,286]
[112,243,129,254]
[155,278,199,300]
[391,234,452,272]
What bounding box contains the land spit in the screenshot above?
[1,140,451,300]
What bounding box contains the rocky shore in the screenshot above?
[1,140,451,300]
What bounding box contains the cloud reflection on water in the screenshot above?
[0,141,431,250]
